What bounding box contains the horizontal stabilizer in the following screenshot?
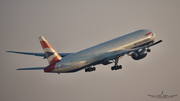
[6,51,45,56]
[17,67,45,70]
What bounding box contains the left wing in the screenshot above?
[6,51,73,59]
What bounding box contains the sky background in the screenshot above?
[1,0,180,101]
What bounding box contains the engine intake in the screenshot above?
[131,48,147,60]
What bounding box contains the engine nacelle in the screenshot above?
[131,48,147,60]
[102,61,113,65]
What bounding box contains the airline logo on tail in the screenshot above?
[39,36,62,65]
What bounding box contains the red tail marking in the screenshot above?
[49,56,60,65]
[44,63,56,72]
[40,41,53,49]
[145,32,152,36]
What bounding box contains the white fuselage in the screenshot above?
[53,29,156,73]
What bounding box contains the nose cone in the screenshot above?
[152,32,156,40]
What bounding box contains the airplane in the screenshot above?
[148,90,177,99]
[6,29,162,74]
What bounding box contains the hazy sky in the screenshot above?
[1,0,180,101]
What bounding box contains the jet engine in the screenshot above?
[131,48,147,60]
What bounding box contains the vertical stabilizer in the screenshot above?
[39,36,62,64]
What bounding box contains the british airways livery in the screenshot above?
[6,29,162,74]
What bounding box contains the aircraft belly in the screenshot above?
[53,53,107,73]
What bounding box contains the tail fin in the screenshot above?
[39,36,62,64]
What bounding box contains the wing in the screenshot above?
[168,95,178,98]
[106,40,162,61]
[103,40,162,63]
[147,94,155,98]
[6,51,73,58]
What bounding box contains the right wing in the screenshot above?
[103,40,162,63]
[6,51,73,59]
[168,95,178,98]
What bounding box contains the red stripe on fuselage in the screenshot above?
[40,41,53,49]
[145,32,152,36]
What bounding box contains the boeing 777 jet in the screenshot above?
[148,90,177,99]
[6,29,162,74]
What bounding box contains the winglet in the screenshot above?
[39,36,62,64]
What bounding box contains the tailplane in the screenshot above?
[39,36,62,64]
